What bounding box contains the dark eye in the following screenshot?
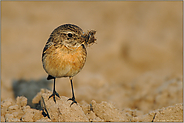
[68,33,72,37]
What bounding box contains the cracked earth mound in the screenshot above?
[1,89,183,122]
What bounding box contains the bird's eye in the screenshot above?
[68,33,72,37]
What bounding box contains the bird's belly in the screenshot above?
[43,45,87,78]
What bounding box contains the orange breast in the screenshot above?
[42,45,87,78]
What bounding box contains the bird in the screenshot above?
[42,24,96,106]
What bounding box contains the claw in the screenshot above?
[55,92,60,98]
[68,97,77,106]
[48,91,60,103]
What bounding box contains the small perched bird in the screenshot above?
[42,24,96,106]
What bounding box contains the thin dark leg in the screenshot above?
[68,77,77,106]
[70,78,75,99]
[48,77,60,103]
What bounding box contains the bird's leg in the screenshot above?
[68,77,77,106]
[48,77,60,103]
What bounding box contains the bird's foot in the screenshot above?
[48,90,60,103]
[68,97,77,106]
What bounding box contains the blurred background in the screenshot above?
[1,1,182,114]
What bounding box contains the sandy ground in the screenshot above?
[1,1,183,122]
